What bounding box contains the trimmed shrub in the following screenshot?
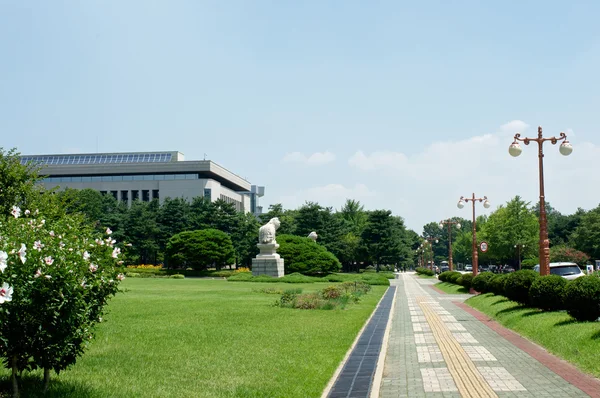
[169,274,185,279]
[459,273,474,290]
[277,234,341,275]
[529,275,567,311]
[438,271,453,282]
[472,272,495,293]
[415,267,434,276]
[504,270,539,305]
[563,276,600,321]
[488,274,508,296]
[447,272,462,284]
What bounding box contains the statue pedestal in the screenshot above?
[252,243,284,277]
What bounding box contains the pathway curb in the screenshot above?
[457,301,600,397]
[369,284,397,398]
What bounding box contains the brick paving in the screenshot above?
[377,273,593,398]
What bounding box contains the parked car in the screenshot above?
[533,262,585,280]
[464,265,473,272]
[440,265,450,273]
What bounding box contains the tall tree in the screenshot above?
[571,205,600,260]
[294,202,348,259]
[361,210,407,269]
[258,203,297,235]
[480,196,538,265]
[339,199,368,235]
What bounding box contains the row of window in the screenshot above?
[101,190,160,202]
[219,194,243,212]
[21,153,173,166]
[42,173,199,183]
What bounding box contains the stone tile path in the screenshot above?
[377,273,592,397]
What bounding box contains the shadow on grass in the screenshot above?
[490,298,510,305]
[521,309,544,317]
[553,318,579,327]
[494,305,527,316]
[0,375,100,398]
[592,330,600,340]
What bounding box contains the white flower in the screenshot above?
[0,251,7,273]
[117,273,125,281]
[83,251,90,261]
[44,256,54,265]
[49,230,55,237]
[81,280,87,288]
[34,209,39,215]
[17,244,26,264]
[59,241,65,249]
[24,209,30,215]
[89,264,98,273]
[0,283,13,303]
[126,243,132,247]
[34,269,42,278]
[45,275,51,279]
[68,248,73,252]
[10,206,21,218]
[112,247,121,259]
[34,240,44,251]
[41,219,45,224]
[95,238,104,246]
[106,228,112,235]
[117,260,124,265]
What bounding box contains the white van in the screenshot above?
[533,262,585,280]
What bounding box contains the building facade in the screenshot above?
[21,151,265,215]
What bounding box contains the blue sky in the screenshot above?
[2,1,599,232]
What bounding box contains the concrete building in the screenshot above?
[21,151,265,215]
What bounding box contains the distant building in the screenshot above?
[21,151,265,215]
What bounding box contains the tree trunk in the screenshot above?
[43,368,51,393]
[11,356,19,398]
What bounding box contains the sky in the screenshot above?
[1,1,599,233]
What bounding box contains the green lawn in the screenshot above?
[1,279,387,397]
[467,293,600,378]
[435,282,470,294]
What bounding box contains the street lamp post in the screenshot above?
[514,244,526,270]
[509,126,572,276]
[423,237,439,271]
[457,194,490,276]
[439,219,461,271]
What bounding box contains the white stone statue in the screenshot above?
[308,231,318,241]
[259,217,281,244]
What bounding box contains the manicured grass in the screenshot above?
[467,293,600,378]
[0,279,387,397]
[418,274,436,279]
[435,282,470,294]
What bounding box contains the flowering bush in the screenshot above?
[550,245,590,268]
[126,264,163,269]
[234,267,250,273]
[0,206,124,395]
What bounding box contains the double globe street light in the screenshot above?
[509,126,573,276]
[439,219,461,271]
[457,194,490,276]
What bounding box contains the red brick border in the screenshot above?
[455,301,600,397]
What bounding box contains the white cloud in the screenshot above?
[500,120,529,134]
[282,151,336,166]
[341,122,600,233]
[278,183,376,210]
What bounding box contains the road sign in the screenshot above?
[480,241,489,253]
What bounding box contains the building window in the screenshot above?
[204,188,211,200]
[132,190,139,201]
[111,191,118,200]
[152,190,159,200]
[142,190,150,202]
[121,190,129,202]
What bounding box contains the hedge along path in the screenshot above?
[417,296,498,398]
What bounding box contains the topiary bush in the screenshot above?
[438,271,455,282]
[488,274,508,296]
[415,267,434,276]
[529,275,567,311]
[472,272,495,293]
[504,270,539,305]
[563,276,600,321]
[276,234,341,275]
[459,273,474,290]
[447,271,462,284]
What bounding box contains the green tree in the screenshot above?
[166,229,235,270]
[277,234,341,274]
[549,245,590,267]
[259,203,296,235]
[571,205,600,260]
[480,196,538,265]
[231,212,260,267]
[0,148,46,217]
[121,201,160,264]
[361,210,408,270]
[294,202,348,260]
[339,199,368,235]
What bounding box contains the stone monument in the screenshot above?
[307,231,318,242]
[252,217,285,277]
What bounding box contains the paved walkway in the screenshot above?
[377,273,592,398]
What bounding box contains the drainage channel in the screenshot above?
[327,286,396,398]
